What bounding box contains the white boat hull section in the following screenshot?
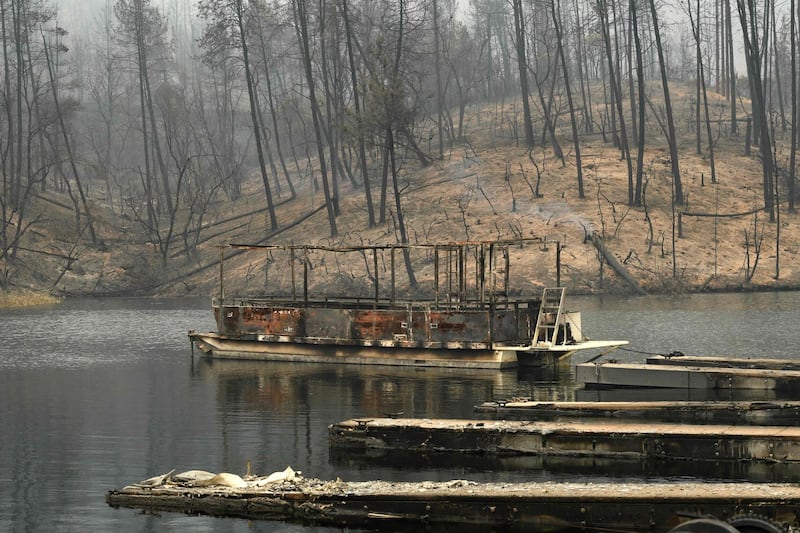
[190,332,627,369]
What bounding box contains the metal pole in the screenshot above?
[434,246,439,308]
[556,241,562,287]
[374,248,380,302]
[219,246,225,300]
[303,247,308,304]
[390,247,396,303]
[290,247,296,300]
[504,246,510,300]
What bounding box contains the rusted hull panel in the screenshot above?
[474,400,800,426]
[328,417,800,463]
[107,477,800,531]
[190,332,520,369]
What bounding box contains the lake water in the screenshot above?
[1,292,799,532]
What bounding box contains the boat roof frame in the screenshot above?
[217,237,562,309]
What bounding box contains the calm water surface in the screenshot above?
[1,292,799,532]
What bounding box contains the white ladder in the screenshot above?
[532,287,566,345]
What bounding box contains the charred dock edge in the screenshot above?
[577,355,800,390]
[474,400,800,425]
[328,417,800,464]
[106,478,800,531]
[189,240,626,368]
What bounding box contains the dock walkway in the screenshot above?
[474,400,800,425]
[107,475,800,531]
[329,417,800,462]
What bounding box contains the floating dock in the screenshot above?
[474,400,800,425]
[646,355,800,371]
[576,361,800,390]
[108,474,800,531]
[328,417,800,463]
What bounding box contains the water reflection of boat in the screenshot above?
[190,241,626,369]
[193,357,519,417]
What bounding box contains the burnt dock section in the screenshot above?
[474,400,800,426]
[576,361,800,390]
[645,355,800,371]
[328,417,800,463]
[107,477,800,531]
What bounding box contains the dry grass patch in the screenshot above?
[0,290,61,309]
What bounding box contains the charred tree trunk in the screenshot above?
[688,0,717,185]
[791,0,797,211]
[295,0,337,236]
[631,0,645,205]
[649,0,684,204]
[341,0,375,225]
[551,0,583,197]
[512,0,535,149]
[736,0,775,221]
[237,0,278,230]
[598,0,634,205]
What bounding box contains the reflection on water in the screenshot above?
[197,358,528,419]
[2,292,800,531]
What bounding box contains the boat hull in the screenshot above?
[189,331,522,369]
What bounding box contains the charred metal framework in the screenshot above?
[213,239,559,350]
[218,238,549,308]
[190,238,621,368]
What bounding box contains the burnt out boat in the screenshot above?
[189,240,626,368]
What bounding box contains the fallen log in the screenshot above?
[590,232,647,294]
